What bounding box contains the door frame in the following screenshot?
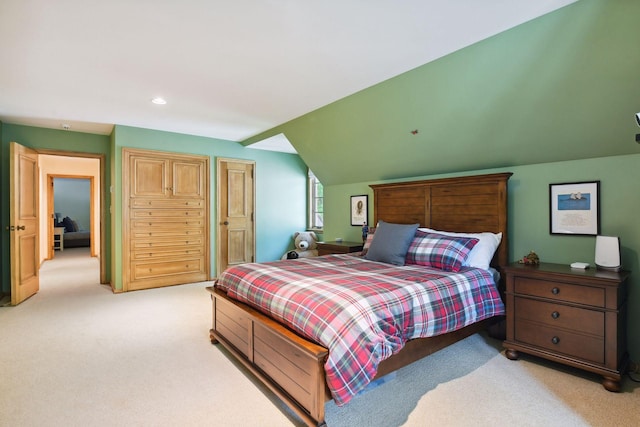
[47,174,96,260]
[35,149,108,285]
[216,157,256,276]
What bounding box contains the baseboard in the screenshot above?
[0,294,11,307]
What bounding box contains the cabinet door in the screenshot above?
[172,159,205,199]
[130,156,169,198]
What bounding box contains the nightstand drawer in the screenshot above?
[514,277,605,307]
[515,320,604,364]
[514,298,604,336]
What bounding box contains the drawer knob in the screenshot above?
[551,287,560,295]
[551,311,560,319]
[551,336,560,345]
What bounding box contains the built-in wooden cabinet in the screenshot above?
[123,148,210,291]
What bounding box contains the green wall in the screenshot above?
[322,153,640,361]
[0,124,112,292]
[110,125,307,290]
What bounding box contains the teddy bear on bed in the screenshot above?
[281,231,319,260]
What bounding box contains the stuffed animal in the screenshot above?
[281,231,319,260]
[518,250,540,265]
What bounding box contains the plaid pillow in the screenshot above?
[361,227,376,255]
[405,231,479,272]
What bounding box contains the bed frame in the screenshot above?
[207,172,512,426]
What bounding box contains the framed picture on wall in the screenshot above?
[549,181,600,235]
[350,195,368,226]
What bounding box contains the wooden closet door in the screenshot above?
[130,156,169,198]
[172,161,205,198]
[217,158,255,274]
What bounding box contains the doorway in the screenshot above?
[8,144,108,306]
[47,176,95,260]
[37,151,107,285]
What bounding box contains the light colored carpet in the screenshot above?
[1,248,638,426]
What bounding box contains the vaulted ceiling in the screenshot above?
[245,0,640,185]
[0,0,577,144]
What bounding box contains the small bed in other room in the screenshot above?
[60,216,91,248]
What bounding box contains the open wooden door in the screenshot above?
[216,158,255,275]
[9,142,40,305]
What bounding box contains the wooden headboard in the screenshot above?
[370,172,512,269]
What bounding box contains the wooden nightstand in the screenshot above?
[53,227,65,251]
[317,241,363,256]
[502,262,630,392]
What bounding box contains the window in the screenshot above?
[308,170,323,231]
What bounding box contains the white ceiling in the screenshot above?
[0,0,577,147]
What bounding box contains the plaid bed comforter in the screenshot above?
[215,254,505,406]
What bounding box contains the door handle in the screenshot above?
[223,221,229,225]
[17,225,26,230]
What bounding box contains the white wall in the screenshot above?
[38,155,100,263]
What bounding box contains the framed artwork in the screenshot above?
[350,195,368,226]
[549,181,600,235]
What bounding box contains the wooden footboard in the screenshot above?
[208,286,330,426]
[208,286,499,426]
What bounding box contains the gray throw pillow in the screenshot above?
[364,220,419,265]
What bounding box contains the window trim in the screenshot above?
[308,170,323,232]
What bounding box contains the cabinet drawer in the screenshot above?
[514,298,604,337]
[132,246,204,260]
[131,209,205,219]
[132,228,204,239]
[132,236,203,250]
[132,257,204,280]
[514,277,604,307]
[131,199,205,208]
[131,218,205,229]
[515,320,604,364]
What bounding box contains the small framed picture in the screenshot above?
[350,195,368,226]
[549,181,600,235]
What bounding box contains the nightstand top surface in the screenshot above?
[318,241,363,248]
[503,261,630,281]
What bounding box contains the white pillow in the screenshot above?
[418,228,502,270]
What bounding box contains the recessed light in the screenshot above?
[151,97,167,105]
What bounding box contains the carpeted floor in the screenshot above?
[0,248,638,426]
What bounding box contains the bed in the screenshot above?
[59,216,91,248]
[208,172,512,426]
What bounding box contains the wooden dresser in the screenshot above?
[317,241,363,256]
[502,262,629,391]
[123,148,210,291]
